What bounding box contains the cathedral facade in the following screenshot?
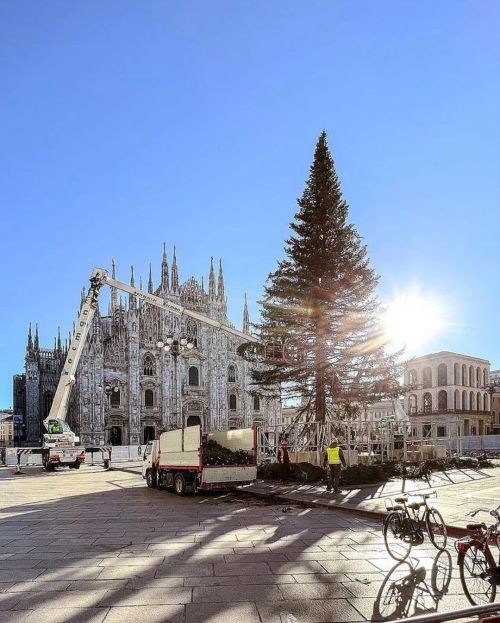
[16,247,281,446]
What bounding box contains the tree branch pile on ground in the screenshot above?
[257,456,495,485]
[202,440,252,466]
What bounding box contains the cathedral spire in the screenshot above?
[34,323,39,350]
[111,258,118,311]
[243,293,250,334]
[148,263,153,294]
[217,258,225,301]
[27,323,33,351]
[57,326,62,352]
[208,257,216,300]
[171,246,179,292]
[129,265,137,310]
[161,243,170,292]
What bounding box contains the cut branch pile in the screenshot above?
[202,440,252,466]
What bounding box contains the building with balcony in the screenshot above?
[404,352,492,438]
[0,411,14,447]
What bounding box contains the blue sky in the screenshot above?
[1,1,499,407]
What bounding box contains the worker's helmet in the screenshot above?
[331,437,338,444]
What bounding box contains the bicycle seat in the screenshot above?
[466,523,486,531]
[386,505,403,512]
[395,496,408,503]
[408,501,422,510]
[421,492,435,499]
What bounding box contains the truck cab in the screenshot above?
[142,440,159,488]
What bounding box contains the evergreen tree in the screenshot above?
[240,132,400,421]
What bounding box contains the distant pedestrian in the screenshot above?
[278,440,291,480]
[323,437,346,493]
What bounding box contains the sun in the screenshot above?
[382,289,446,352]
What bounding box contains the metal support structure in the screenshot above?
[391,602,500,623]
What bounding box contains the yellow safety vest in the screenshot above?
[327,447,341,465]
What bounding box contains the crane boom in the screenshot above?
[45,267,258,428]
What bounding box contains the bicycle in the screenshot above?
[455,504,500,605]
[383,490,448,561]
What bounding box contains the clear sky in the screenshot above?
[1,1,499,408]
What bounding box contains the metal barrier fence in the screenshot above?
[0,445,144,466]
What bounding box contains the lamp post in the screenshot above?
[156,335,194,429]
[104,384,119,444]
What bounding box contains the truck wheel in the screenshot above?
[174,473,186,495]
[45,463,55,472]
[70,462,80,469]
[146,470,157,488]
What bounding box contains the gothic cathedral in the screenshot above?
[16,247,281,446]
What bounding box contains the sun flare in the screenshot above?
[382,289,446,352]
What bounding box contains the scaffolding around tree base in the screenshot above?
[258,412,479,467]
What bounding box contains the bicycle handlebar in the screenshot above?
[468,506,500,518]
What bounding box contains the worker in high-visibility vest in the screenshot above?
[323,437,346,493]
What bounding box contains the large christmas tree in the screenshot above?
[241,132,400,422]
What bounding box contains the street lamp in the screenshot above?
[104,384,119,407]
[156,335,194,429]
[104,384,119,444]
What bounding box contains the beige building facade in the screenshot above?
[404,351,492,438]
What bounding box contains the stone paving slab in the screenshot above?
[104,604,185,623]
[257,598,365,622]
[185,601,261,623]
[21,608,109,623]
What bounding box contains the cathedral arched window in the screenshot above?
[484,369,488,388]
[253,395,260,411]
[144,389,154,408]
[477,367,481,387]
[462,364,467,386]
[188,366,199,387]
[186,320,198,348]
[110,388,121,407]
[477,392,481,412]
[469,366,474,387]
[462,390,467,410]
[423,393,432,414]
[43,392,54,419]
[228,365,236,383]
[470,391,475,411]
[229,393,237,411]
[454,363,459,385]
[143,354,155,376]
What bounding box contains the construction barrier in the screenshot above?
[0,445,144,466]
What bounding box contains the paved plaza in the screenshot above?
[0,464,495,623]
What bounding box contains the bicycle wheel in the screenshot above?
[459,542,497,605]
[383,511,412,561]
[425,508,448,551]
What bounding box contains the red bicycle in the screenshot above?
[456,504,500,605]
